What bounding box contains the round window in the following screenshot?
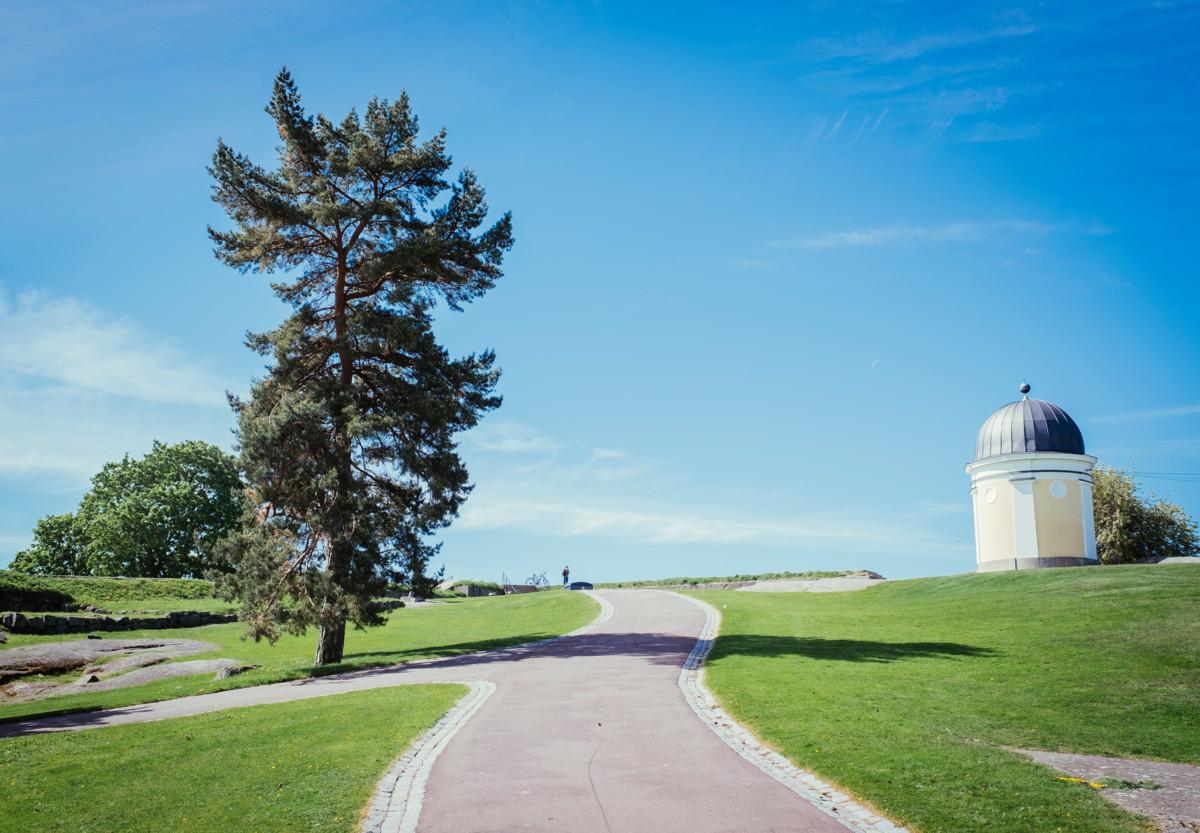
[984,487,998,504]
[1049,480,1068,499]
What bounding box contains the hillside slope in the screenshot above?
[690,564,1199,833]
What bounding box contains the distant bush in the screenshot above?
[1093,467,1199,564]
[456,580,504,591]
[443,580,504,596]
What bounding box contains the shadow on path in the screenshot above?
[327,634,565,670]
[314,631,995,682]
[0,631,994,738]
[300,631,702,680]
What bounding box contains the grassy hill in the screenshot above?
[597,570,851,588]
[0,571,227,613]
[689,564,1200,833]
[0,589,597,722]
[2,684,463,833]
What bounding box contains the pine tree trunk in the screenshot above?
[314,617,346,666]
[312,251,353,671]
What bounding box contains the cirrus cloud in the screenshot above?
[0,291,228,406]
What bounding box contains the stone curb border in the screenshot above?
[575,590,614,633]
[360,590,612,833]
[668,591,909,833]
[361,680,497,833]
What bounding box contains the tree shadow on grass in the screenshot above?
[323,634,563,673]
[712,635,996,663]
[319,631,996,680]
[0,631,996,737]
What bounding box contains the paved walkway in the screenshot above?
[1013,748,1200,833]
[1,591,868,833]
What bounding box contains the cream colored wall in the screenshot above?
[1033,479,1086,557]
[974,480,1015,564]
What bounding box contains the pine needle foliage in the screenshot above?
[209,69,512,665]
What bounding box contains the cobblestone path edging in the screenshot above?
[361,680,497,833]
[359,591,613,833]
[668,591,909,833]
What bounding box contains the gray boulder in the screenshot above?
[215,663,260,680]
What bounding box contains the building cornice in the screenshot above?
[964,452,1097,478]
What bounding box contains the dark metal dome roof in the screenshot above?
[975,388,1085,460]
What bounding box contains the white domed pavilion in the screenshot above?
[965,384,1098,571]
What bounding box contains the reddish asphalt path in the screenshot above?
[416,589,848,833]
[1,590,850,832]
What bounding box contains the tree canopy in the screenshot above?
[11,441,242,578]
[210,69,511,665]
[10,513,86,576]
[1092,466,1199,564]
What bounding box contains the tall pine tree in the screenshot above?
[210,69,511,665]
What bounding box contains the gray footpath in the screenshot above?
[2,590,909,833]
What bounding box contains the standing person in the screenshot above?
[562,565,570,588]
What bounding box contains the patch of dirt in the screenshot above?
[1013,748,1200,833]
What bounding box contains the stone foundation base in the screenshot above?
[977,556,1100,572]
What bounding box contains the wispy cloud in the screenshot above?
[778,219,1059,250]
[0,377,233,482]
[967,119,1047,143]
[0,290,238,483]
[459,493,952,553]
[810,107,890,147]
[454,421,965,557]
[589,448,628,462]
[464,421,565,453]
[463,422,656,487]
[779,218,1115,250]
[0,291,228,406]
[791,17,1054,147]
[826,110,848,139]
[848,108,889,145]
[924,87,1011,139]
[803,23,1041,65]
[1093,404,1200,423]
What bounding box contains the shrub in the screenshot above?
[1093,466,1199,564]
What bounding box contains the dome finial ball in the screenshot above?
[1019,382,1031,396]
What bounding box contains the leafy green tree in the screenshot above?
[10,514,86,575]
[9,441,242,578]
[209,69,511,665]
[1092,466,1199,564]
[79,441,243,577]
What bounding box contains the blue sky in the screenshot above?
[1,1,1197,581]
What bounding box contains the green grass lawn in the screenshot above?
[0,684,464,833]
[0,589,595,722]
[688,564,1200,833]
